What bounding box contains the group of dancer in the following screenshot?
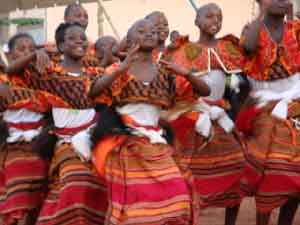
[0,0,300,224]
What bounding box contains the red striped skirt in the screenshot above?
[37,143,107,225]
[104,136,192,225]
[0,142,48,224]
[241,101,300,212]
[172,113,244,209]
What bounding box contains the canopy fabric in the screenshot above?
[0,0,97,13]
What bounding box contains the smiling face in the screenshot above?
[60,25,88,60]
[127,20,159,51]
[195,4,222,37]
[65,5,89,30]
[10,36,35,60]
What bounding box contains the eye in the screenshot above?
[69,36,76,41]
[80,34,87,41]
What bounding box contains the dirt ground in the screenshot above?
[200,198,300,225]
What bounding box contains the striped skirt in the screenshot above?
[37,143,107,225]
[0,142,48,224]
[241,101,300,212]
[104,136,192,225]
[172,113,244,209]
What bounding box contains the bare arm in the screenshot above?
[5,50,50,75]
[89,66,126,97]
[0,82,12,103]
[160,59,211,97]
[286,2,294,20]
[5,53,35,74]
[240,20,263,55]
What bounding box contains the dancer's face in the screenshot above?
[147,13,169,42]
[10,37,35,60]
[195,5,222,37]
[128,20,158,51]
[266,0,291,17]
[61,26,88,60]
[65,6,89,30]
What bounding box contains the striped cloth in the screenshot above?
[172,112,244,209]
[104,135,192,225]
[0,142,48,224]
[37,143,107,225]
[241,101,300,212]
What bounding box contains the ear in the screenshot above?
[194,18,198,27]
[64,15,69,23]
[58,42,65,53]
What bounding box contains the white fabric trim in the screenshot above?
[193,99,234,137]
[52,108,96,129]
[248,74,300,93]
[3,109,43,143]
[116,103,161,127]
[202,70,226,101]
[4,109,43,123]
[53,108,96,162]
[250,73,300,119]
[117,103,166,144]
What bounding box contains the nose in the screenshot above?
[24,49,33,55]
[212,16,219,23]
[79,16,88,24]
[74,37,84,44]
[145,31,154,37]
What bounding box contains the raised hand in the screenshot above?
[0,83,12,103]
[35,49,51,74]
[117,44,139,73]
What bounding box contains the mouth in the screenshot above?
[210,25,219,33]
[73,46,86,54]
[159,32,168,37]
[144,38,155,44]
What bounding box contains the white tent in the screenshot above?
[0,0,120,65]
[0,0,119,38]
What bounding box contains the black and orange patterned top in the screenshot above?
[163,35,243,74]
[161,35,243,103]
[241,20,300,81]
[24,63,110,109]
[0,73,49,113]
[105,63,197,108]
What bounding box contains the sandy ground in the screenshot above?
[200,198,300,225]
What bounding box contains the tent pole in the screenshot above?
[97,1,104,37]
[97,0,120,41]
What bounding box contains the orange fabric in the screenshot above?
[105,63,180,108]
[0,74,8,83]
[184,111,199,121]
[284,120,297,146]
[243,20,300,80]
[165,35,243,74]
[92,135,127,177]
